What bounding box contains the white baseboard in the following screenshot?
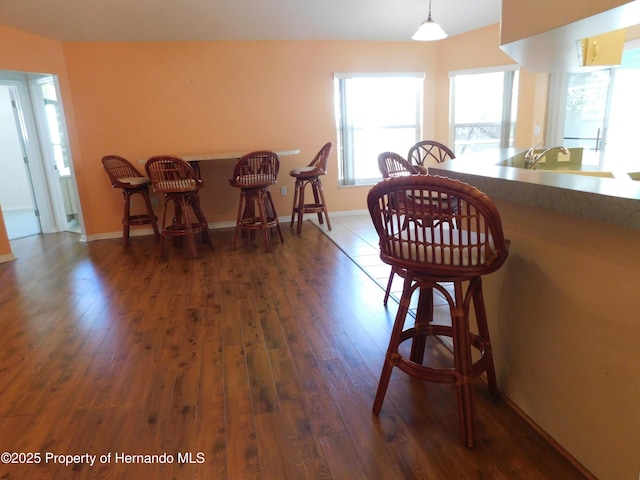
[81,210,368,243]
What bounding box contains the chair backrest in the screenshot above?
[145,155,201,193]
[102,155,145,188]
[230,150,280,187]
[309,142,332,173]
[378,152,417,178]
[408,140,455,167]
[367,175,509,279]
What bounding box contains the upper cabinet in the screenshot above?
[500,0,640,72]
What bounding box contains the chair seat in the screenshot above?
[233,174,277,186]
[119,176,152,186]
[290,165,321,176]
[385,229,492,268]
[153,178,199,192]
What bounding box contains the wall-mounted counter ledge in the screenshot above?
[429,148,640,230]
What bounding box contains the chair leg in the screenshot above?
[409,285,434,364]
[159,196,172,255]
[383,268,396,305]
[313,178,331,231]
[122,190,132,246]
[290,180,300,231]
[264,190,284,244]
[189,194,214,249]
[141,189,160,240]
[257,191,272,252]
[180,197,198,259]
[233,191,247,249]
[296,180,306,234]
[470,277,499,397]
[373,273,414,414]
[451,281,477,448]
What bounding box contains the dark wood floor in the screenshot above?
[0,226,589,479]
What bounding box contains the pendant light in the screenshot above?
[412,0,447,41]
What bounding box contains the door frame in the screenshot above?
[0,70,82,236]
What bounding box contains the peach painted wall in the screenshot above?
[62,40,440,238]
[435,24,546,149]
[0,25,80,259]
[0,24,541,251]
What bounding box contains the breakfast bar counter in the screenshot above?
[429,148,640,480]
[428,148,640,230]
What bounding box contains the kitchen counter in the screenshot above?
[428,148,640,230]
[427,148,640,480]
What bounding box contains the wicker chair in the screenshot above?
[408,140,455,173]
[144,155,213,258]
[289,142,333,234]
[229,150,284,252]
[378,151,418,178]
[101,155,160,246]
[368,175,510,447]
[377,152,419,304]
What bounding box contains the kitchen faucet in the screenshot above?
[523,144,569,169]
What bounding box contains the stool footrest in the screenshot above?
[124,214,157,226]
[395,326,493,384]
[163,223,207,236]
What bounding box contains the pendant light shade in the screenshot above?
[412,0,447,41]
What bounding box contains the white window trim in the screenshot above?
[449,65,520,152]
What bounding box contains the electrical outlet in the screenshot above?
[280,186,287,196]
[151,195,158,206]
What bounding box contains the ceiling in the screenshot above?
[0,0,502,43]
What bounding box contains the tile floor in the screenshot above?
[310,212,453,326]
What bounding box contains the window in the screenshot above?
[334,73,423,186]
[449,67,519,155]
[547,41,640,171]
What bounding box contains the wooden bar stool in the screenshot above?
[408,140,456,173]
[367,175,510,447]
[229,150,284,252]
[376,151,418,305]
[145,155,214,259]
[101,155,160,246]
[289,142,332,234]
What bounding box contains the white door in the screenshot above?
[30,76,81,233]
[0,71,82,237]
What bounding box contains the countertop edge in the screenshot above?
[428,149,640,231]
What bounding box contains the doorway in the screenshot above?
[547,42,640,172]
[0,71,80,240]
[0,83,41,239]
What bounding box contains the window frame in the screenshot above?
[449,65,519,155]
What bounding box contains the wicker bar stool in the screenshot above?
[377,152,418,305]
[101,155,160,246]
[367,175,510,447]
[229,150,284,252]
[408,140,456,173]
[289,142,332,234]
[145,155,213,259]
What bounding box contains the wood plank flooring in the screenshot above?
[0,226,589,479]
